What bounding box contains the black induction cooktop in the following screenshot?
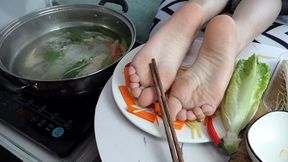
[0,86,101,157]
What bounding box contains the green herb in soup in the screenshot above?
[62,59,90,79]
[42,48,64,64]
[12,26,129,80]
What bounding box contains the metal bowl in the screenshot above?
[0,4,136,97]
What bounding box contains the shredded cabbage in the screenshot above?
[220,54,270,154]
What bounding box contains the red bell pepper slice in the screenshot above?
[207,116,221,145]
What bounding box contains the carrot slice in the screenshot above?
[127,105,156,123]
[111,41,122,61]
[203,117,208,126]
[119,66,184,127]
[150,103,160,125]
[119,85,136,106]
[124,62,131,86]
[124,66,130,86]
[173,120,185,130]
[152,102,162,116]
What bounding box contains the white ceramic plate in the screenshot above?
[111,39,287,143]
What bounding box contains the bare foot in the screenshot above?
[167,15,239,121]
[128,2,204,107]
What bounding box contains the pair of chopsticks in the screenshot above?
[149,58,184,162]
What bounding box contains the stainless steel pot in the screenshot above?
[0,4,136,97]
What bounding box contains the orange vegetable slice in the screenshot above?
[127,105,156,123]
[173,120,185,130]
[119,85,136,106]
[111,41,122,61]
[203,117,208,126]
[119,67,185,129]
[124,66,130,86]
[152,102,161,116]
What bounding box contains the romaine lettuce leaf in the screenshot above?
[220,54,270,154]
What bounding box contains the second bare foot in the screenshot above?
[129,2,203,107]
[167,15,238,121]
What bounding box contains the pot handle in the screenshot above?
[98,0,128,13]
[0,74,28,93]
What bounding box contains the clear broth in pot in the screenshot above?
[12,26,128,81]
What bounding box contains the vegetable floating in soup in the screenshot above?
[12,26,128,80]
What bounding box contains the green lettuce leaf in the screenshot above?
[220,54,270,154]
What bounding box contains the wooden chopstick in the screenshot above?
[149,58,184,162]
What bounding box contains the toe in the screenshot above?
[138,87,156,107]
[177,109,187,121]
[130,74,140,83]
[186,110,197,121]
[128,66,136,75]
[131,87,141,98]
[192,107,205,121]
[130,82,139,89]
[167,95,183,121]
[201,104,215,116]
[128,65,142,98]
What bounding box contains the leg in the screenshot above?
[168,0,282,121]
[129,0,229,107]
[232,0,282,52]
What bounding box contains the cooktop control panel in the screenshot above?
[0,90,100,157]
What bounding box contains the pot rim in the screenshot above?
[0,4,136,83]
